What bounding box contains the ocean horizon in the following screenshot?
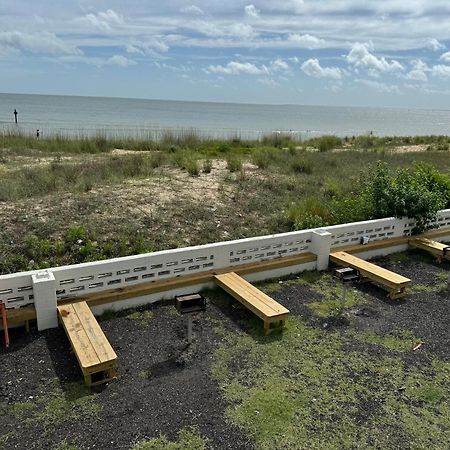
[1,92,450,140]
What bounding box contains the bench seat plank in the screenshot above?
[330,252,410,286]
[58,303,99,369]
[57,301,117,385]
[215,272,289,317]
[330,251,411,299]
[72,301,117,364]
[214,272,289,334]
[409,238,450,260]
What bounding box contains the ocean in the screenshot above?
[1,92,450,139]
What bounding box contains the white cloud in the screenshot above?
[77,9,124,32]
[301,58,342,80]
[257,77,279,86]
[107,55,136,67]
[207,61,269,75]
[194,21,257,40]
[0,30,81,55]
[270,58,289,72]
[406,59,429,82]
[180,5,204,16]
[287,33,326,49]
[426,38,446,51]
[125,38,169,55]
[356,79,401,94]
[432,64,450,78]
[245,5,260,18]
[440,51,450,62]
[347,43,404,74]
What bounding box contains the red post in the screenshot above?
[0,303,9,349]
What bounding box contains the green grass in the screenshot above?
[132,427,207,450]
[9,401,36,418]
[349,329,418,351]
[305,273,367,318]
[211,316,450,449]
[53,441,79,450]
[126,310,154,323]
[5,379,100,433]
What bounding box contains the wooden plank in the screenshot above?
[219,273,288,315]
[214,272,289,320]
[57,304,100,369]
[409,238,450,259]
[214,273,279,316]
[72,302,117,364]
[330,251,411,288]
[215,277,274,319]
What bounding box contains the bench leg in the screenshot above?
[264,319,286,335]
[84,373,92,386]
[388,288,407,300]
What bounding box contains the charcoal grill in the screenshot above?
[333,267,360,283]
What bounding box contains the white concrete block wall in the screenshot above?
[1,209,450,327]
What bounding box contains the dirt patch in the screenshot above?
[391,144,428,153]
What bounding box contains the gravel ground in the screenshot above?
[1,249,449,449]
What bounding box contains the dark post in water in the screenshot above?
[13,109,18,124]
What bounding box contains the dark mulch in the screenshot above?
[0,299,254,450]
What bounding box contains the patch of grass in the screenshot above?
[212,316,450,450]
[126,310,154,323]
[226,154,242,173]
[349,329,418,351]
[315,135,342,152]
[132,427,207,450]
[35,379,100,429]
[9,401,36,418]
[307,273,367,318]
[138,370,150,380]
[410,283,435,294]
[54,440,79,450]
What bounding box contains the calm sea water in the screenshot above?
[1,92,450,139]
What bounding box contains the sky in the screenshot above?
[1,1,450,108]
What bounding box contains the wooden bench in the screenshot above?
[409,238,450,262]
[214,272,289,335]
[57,301,117,386]
[329,251,411,299]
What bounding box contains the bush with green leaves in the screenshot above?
[365,162,449,233]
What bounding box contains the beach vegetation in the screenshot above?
[226,154,242,172]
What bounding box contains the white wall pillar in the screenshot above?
[32,270,58,330]
[310,229,332,271]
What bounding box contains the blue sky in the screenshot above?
[1,1,450,108]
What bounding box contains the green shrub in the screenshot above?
[316,135,342,152]
[290,157,313,174]
[252,148,272,169]
[287,198,333,230]
[226,154,242,173]
[366,162,449,233]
